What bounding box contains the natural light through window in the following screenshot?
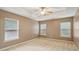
[60,22,71,38]
[4,18,19,42]
[40,24,47,35]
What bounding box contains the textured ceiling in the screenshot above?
[0,7,78,21]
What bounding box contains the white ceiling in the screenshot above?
[0,7,78,21]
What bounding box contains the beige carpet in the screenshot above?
[3,37,79,51]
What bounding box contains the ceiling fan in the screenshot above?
[39,7,53,16]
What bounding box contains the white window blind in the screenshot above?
[60,22,71,38]
[4,18,19,42]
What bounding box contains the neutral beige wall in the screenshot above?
[73,8,79,48]
[40,17,73,40]
[0,10,39,48]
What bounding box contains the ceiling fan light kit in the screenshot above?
[40,7,53,16]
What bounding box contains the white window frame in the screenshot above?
[4,18,19,42]
[60,21,71,38]
[40,24,47,35]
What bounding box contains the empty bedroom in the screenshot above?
[0,7,79,51]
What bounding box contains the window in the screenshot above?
[40,24,47,35]
[34,24,39,35]
[4,18,19,42]
[60,22,71,38]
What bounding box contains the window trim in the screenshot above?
[4,18,19,42]
[60,21,72,38]
[40,24,47,36]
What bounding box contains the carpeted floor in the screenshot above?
[2,37,79,51]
